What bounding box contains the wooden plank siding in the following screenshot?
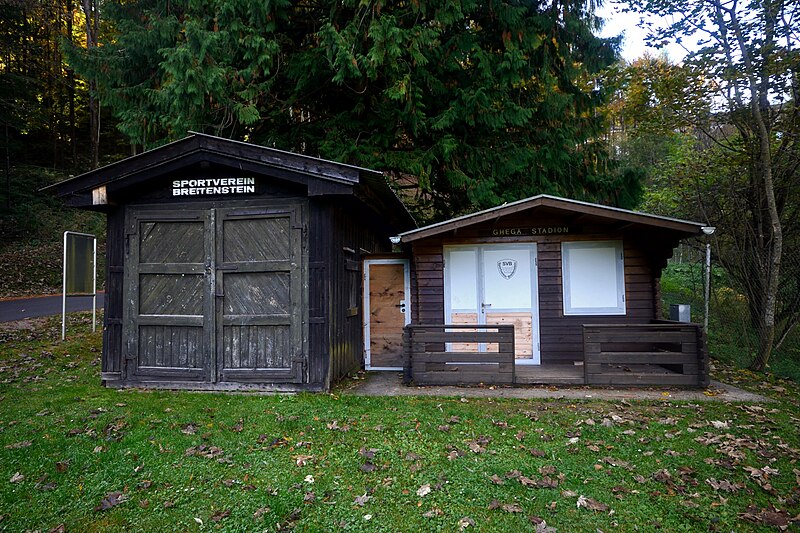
[410,224,662,365]
[312,198,395,388]
[101,207,125,383]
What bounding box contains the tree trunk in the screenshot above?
[726,2,783,371]
[81,0,100,168]
[67,0,77,167]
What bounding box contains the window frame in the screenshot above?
[561,240,626,316]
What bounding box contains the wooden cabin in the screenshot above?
[362,195,711,387]
[45,133,415,392]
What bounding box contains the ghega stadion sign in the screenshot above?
[172,177,256,196]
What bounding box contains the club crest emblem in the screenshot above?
[497,259,517,280]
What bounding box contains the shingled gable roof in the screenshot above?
[43,132,416,229]
[398,194,705,242]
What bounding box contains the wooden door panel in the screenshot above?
[138,325,204,369]
[139,274,204,315]
[449,312,480,353]
[222,325,291,370]
[223,218,291,262]
[366,262,409,369]
[223,273,291,316]
[126,212,212,381]
[216,208,305,383]
[485,312,533,357]
[139,221,204,263]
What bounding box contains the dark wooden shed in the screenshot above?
[46,133,415,391]
[392,195,711,387]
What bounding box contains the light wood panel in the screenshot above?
[486,312,533,358]
[368,263,406,368]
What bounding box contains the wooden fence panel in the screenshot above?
[404,324,515,385]
[583,322,709,387]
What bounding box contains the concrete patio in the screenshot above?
[343,371,770,402]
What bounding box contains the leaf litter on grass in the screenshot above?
[1,320,800,531]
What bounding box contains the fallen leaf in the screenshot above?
[706,478,744,492]
[529,517,557,533]
[502,503,524,513]
[9,472,24,483]
[423,508,443,517]
[353,493,371,506]
[653,469,672,483]
[210,509,230,522]
[359,447,377,459]
[467,441,485,453]
[417,483,432,497]
[294,455,313,467]
[576,495,609,512]
[5,440,32,449]
[95,491,126,511]
[326,420,350,431]
[458,516,475,530]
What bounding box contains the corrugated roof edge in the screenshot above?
[398,194,705,242]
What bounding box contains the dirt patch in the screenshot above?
[0,317,49,333]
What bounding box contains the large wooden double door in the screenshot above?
[123,205,306,385]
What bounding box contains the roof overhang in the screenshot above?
[399,195,704,242]
[43,133,416,230]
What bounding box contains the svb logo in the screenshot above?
[497,259,517,280]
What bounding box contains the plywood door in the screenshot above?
[125,210,213,381]
[215,207,305,383]
[365,261,409,369]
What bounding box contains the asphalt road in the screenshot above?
[0,293,105,323]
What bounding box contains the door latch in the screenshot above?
[396,299,407,314]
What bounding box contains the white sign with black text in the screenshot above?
[172,177,256,196]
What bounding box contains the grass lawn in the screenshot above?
[1,315,799,532]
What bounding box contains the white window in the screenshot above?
[561,241,626,315]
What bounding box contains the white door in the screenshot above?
[363,259,411,370]
[444,244,540,364]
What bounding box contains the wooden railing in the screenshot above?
[582,322,709,387]
[403,324,515,385]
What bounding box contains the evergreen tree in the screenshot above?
[72,0,636,220]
